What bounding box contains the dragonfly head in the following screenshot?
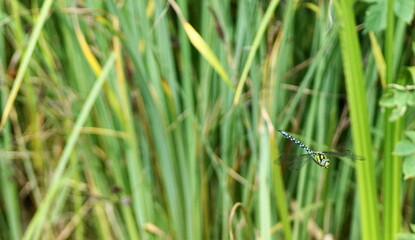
[321,158,330,168]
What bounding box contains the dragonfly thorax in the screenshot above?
[313,152,330,168]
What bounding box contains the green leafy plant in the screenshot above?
[364,0,414,32]
[380,85,415,121]
[394,131,415,179]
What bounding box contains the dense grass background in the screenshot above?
[1,0,414,239]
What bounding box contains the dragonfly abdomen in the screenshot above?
[278,130,315,156]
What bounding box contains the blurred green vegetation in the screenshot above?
[0,0,414,239]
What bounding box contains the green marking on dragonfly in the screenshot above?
[278,130,365,169]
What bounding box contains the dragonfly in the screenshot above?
[278,130,365,169]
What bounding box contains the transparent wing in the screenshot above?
[277,153,313,171]
[322,150,365,161]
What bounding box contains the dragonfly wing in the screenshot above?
[322,150,365,161]
[280,154,313,171]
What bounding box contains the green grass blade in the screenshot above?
[22,53,115,240]
[383,0,403,239]
[233,0,280,104]
[0,0,54,130]
[335,0,380,239]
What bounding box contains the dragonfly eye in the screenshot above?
[322,159,330,168]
